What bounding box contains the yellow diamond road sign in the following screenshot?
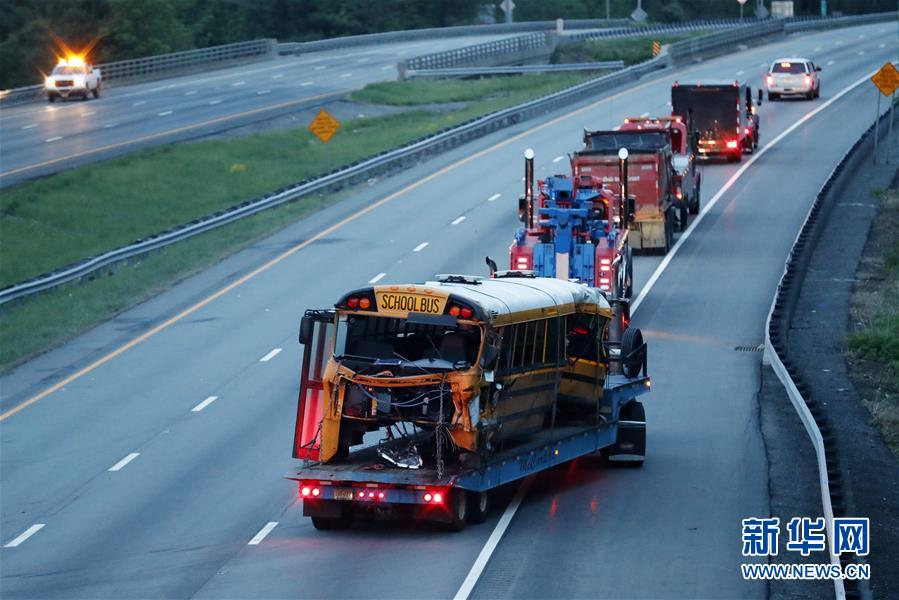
[309,108,341,143]
[871,62,899,97]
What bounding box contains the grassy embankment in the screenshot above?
[0,72,597,370]
[552,33,701,65]
[847,187,899,456]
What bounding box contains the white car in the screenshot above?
[766,58,821,100]
[45,57,102,103]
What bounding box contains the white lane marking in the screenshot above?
[151,84,175,92]
[108,452,140,472]
[103,122,118,128]
[454,477,533,600]
[209,99,222,105]
[256,89,271,95]
[45,136,62,143]
[314,65,326,71]
[552,155,564,163]
[880,43,886,49]
[272,73,284,79]
[451,216,466,225]
[232,80,246,87]
[456,63,891,600]
[82,111,95,116]
[158,110,173,116]
[381,65,393,71]
[369,272,387,284]
[248,522,278,545]
[133,100,146,106]
[827,60,835,66]
[632,66,885,316]
[4,524,45,548]
[836,40,843,45]
[358,57,369,63]
[857,51,865,56]
[22,123,37,129]
[736,70,744,76]
[413,242,429,252]
[192,396,218,412]
[185,90,197,96]
[813,47,822,52]
[260,348,282,362]
[339,73,352,78]
[488,193,501,202]
[300,81,314,87]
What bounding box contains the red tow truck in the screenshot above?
[620,116,701,229]
[572,129,678,253]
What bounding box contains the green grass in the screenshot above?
[554,33,703,66]
[351,73,594,106]
[0,72,599,370]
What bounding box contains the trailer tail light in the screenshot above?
[423,491,444,504]
[726,140,739,149]
[448,303,474,319]
[300,485,320,497]
[676,190,683,200]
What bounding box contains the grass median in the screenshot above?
[0,72,596,370]
[847,187,899,457]
[553,33,703,66]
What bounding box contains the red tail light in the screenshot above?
[745,128,751,135]
[448,303,474,319]
[805,74,811,85]
[347,297,359,309]
[726,140,739,149]
[423,491,445,504]
[301,485,320,497]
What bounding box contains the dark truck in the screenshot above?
[671,81,760,162]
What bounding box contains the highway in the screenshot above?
[0,34,514,187]
[1,21,896,599]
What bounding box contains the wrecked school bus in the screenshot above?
[288,273,652,530]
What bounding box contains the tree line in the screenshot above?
[1,0,893,89]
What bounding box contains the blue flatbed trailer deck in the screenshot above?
[287,375,650,508]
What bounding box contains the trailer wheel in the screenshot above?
[447,489,468,532]
[663,209,674,254]
[620,327,643,378]
[467,491,489,524]
[603,401,646,468]
[678,203,689,233]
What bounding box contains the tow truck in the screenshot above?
[620,116,701,228]
[45,56,101,102]
[288,275,652,531]
[671,81,760,162]
[571,128,678,253]
[510,148,633,303]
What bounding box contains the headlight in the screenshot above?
[45,77,55,88]
[73,76,85,87]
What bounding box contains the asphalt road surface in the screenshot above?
[0,34,515,187]
[1,21,896,599]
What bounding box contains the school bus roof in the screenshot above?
[340,277,612,325]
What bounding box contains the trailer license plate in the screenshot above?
[334,488,354,501]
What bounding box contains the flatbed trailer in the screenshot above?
[288,373,650,529]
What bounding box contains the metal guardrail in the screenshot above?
[784,10,896,32]
[0,39,276,107]
[667,19,784,62]
[406,61,624,78]
[404,32,551,71]
[559,18,746,43]
[0,16,892,305]
[764,106,895,600]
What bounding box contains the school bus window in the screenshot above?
[522,321,537,367]
[534,320,547,365]
[568,314,600,362]
[546,316,564,365]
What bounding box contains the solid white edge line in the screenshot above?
[192,395,218,412]
[45,136,62,143]
[209,99,222,104]
[4,524,45,548]
[369,272,387,284]
[551,155,564,163]
[454,477,533,600]
[488,193,501,202]
[158,111,173,116]
[630,65,884,315]
[248,521,278,545]
[260,348,282,362]
[104,123,118,128]
[22,123,38,129]
[455,62,889,600]
[413,242,429,252]
[451,216,466,225]
[108,452,140,472]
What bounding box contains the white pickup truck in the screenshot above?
[45,57,101,102]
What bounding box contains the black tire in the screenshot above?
[80,91,89,101]
[815,85,820,99]
[663,209,674,254]
[92,84,100,99]
[606,401,646,468]
[768,92,778,101]
[48,95,56,104]
[447,489,468,532]
[678,203,689,232]
[311,514,353,531]
[620,327,643,378]
[689,180,700,215]
[624,247,633,299]
[467,491,489,524]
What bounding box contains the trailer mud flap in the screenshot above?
[631,220,665,251]
[605,401,646,463]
